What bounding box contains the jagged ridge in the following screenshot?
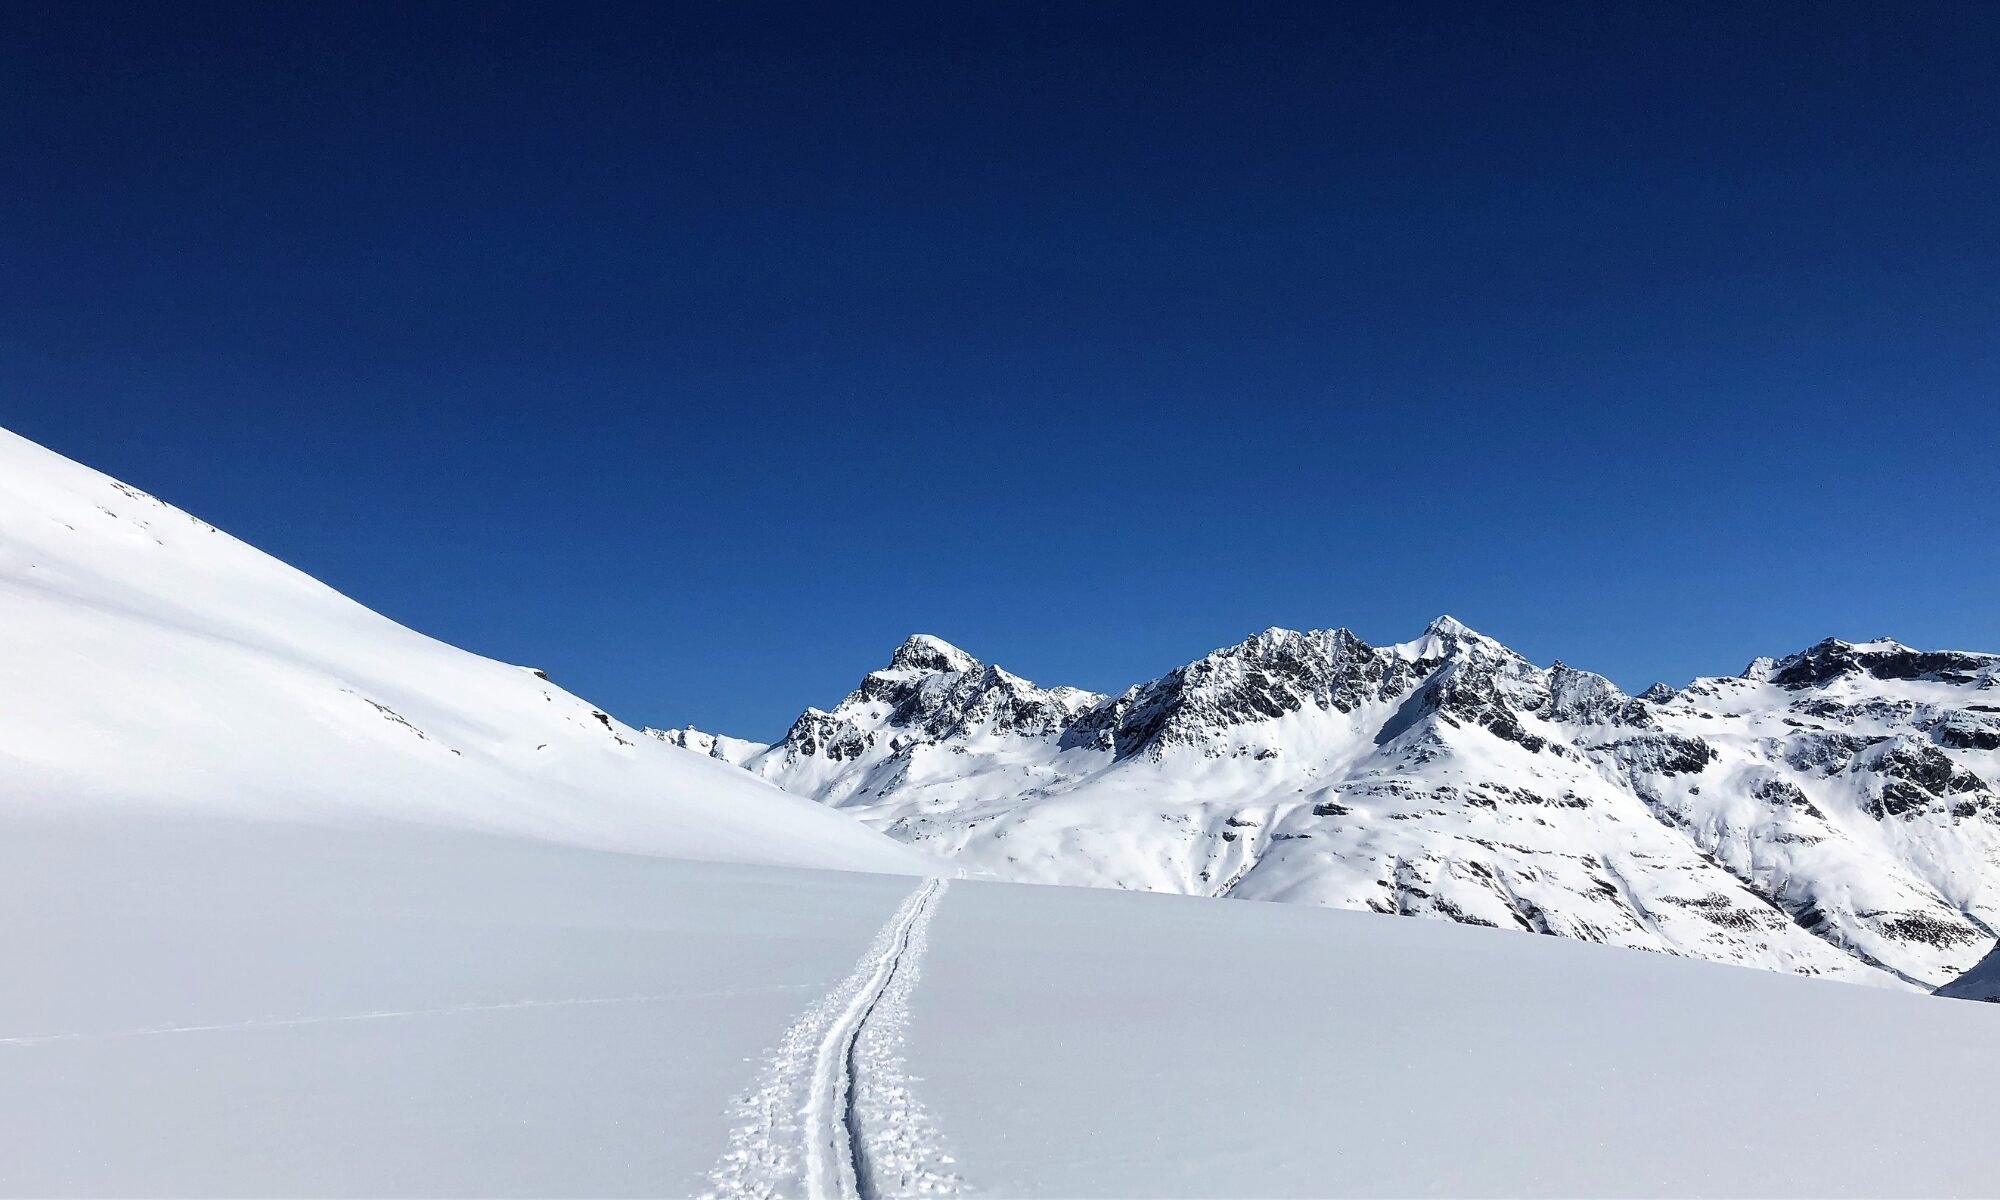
[654,620,2000,991]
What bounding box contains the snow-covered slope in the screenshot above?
[1938,940,2000,1002]
[7,815,1998,1197]
[671,621,2000,988]
[0,426,933,874]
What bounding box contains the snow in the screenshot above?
[912,880,2000,1198]
[690,619,2000,989]
[1847,638,1918,654]
[1938,939,2000,1002]
[6,813,1999,1196]
[1,813,895,1196]
[1388,610,1499,662]
[5,422,1999,1195]
[886,633,981,676]
[0,426,934,875]
[648,724,769,767]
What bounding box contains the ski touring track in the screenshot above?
[703,876,963,1200]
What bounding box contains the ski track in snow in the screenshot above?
[704,877,962,1200]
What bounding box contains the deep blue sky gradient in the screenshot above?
[7,2,1998,738]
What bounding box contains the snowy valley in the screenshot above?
[3,424,1997,1197]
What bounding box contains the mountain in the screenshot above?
[7,423,1996,1192]
[0,426,935,876]
[662,620,2000,989]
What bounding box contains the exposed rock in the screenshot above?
[1770,638,1997,690]
[1063,626,1387,760]
[1611,733,1716,777]
[779,708,875,762]
[1934,712,2000,751]
[1544,663,1655,728]
[675,621,2000,992]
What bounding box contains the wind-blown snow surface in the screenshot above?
[664,623,2000,989]
[6,815,1999,1197]
[1938,940,2000,1002]
[0,426,931,874]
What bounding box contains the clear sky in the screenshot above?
[7,2,1998,740]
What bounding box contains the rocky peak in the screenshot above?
[1046,685,1105,713]
[647,724,764,766]
[1062,626,1388,760]
[1389,614,1535,682]
[1769,637,1996,690]
[675,613,2000,992]
[1367,620,1576,755]
[886,633,980,676]
[1398,615,1459,661]
[903,663,1087,740]
[1405,614,1545,692]
[780,636,1096,760]
[649,724,714,753]
[1543,662,1651,727]
[1425,613,1476,638]
[1412,614,1510,654]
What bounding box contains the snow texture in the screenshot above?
[685,622,2000,989]
[704,878,961,1200]
[1937,939,2000,1002]
[0,425,935,876]
[7,816,1999,1196]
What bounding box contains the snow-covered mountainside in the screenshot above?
[663,621,2000,989]
[1938,941,2000,1002]
[0,426,933,875]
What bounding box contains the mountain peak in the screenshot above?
[1424,614,1475,638]
[1767,635,1992,690]
[1061,626,1386,761]
[1397,614,1519,666]
[887,633,980,675]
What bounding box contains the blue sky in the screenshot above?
[7,2,1997,739]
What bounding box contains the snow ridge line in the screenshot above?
[701,878,961,1200]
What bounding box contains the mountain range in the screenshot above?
[5,421,1996,1195]
[5,415,1994,999]
[657,620,2000,991]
